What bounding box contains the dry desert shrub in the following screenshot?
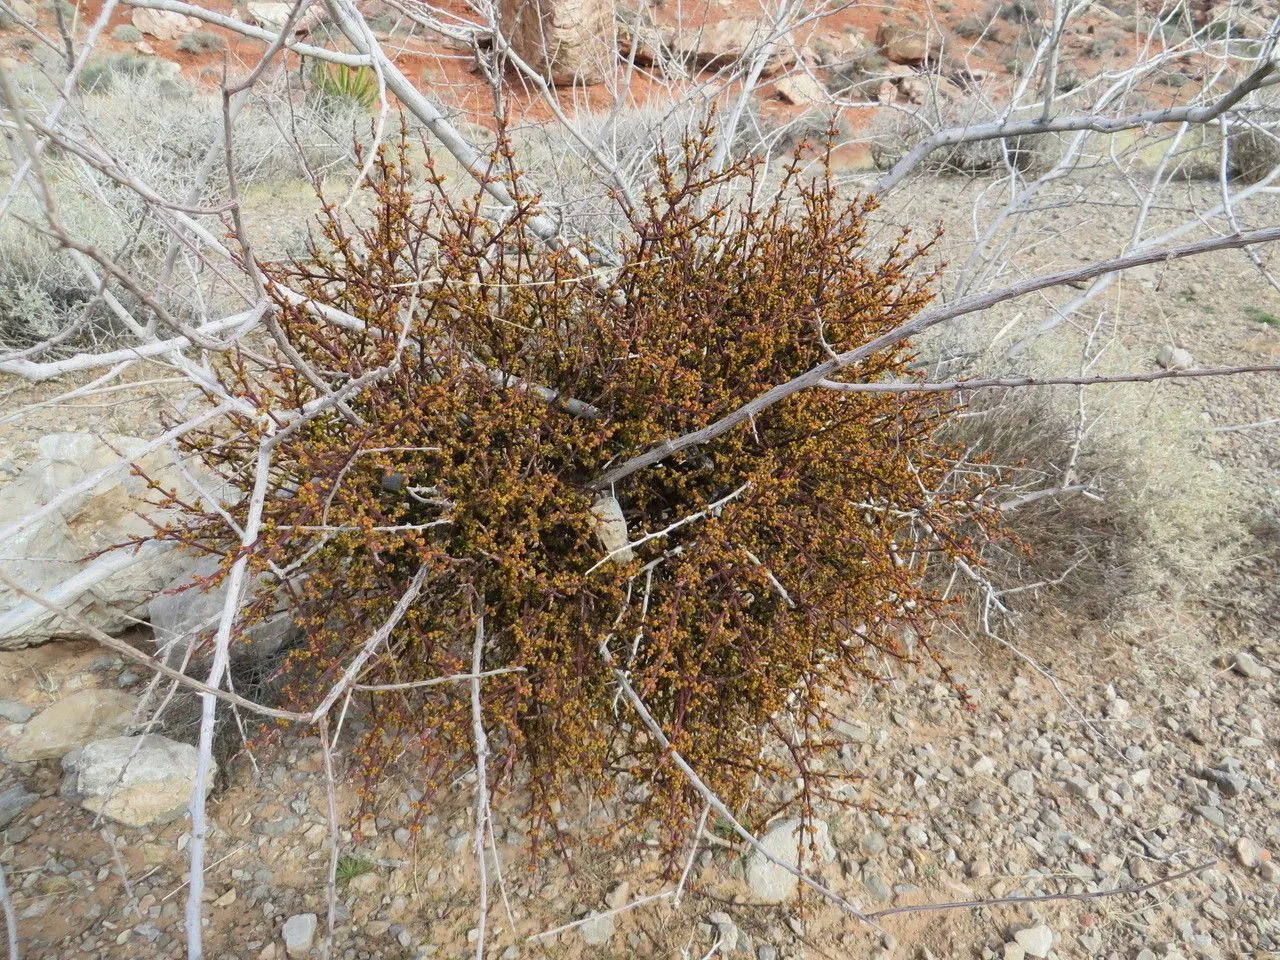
[936,379,1245,622]
[868,95,1053,176]
[151,124,1001,847]
[0,58,372,349]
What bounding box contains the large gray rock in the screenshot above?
[6,689,137,762]
[129,7,199,40]
[63,734,208,827]
[0,433,234,650]
[148,554,299,664]
[745,817,835,903]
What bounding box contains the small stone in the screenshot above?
[7,690,137,762]
[393,827,411,846]
[1236,838,1263,869]
[1156,345,1194,370]
[863,874,891,902]
[774,73,827,106]
[1105,697,1131,720]
[0,699,34,723]
[758,948,778,960]
[745,818,835,903]
[1259,860,1278,882]
[578,911,614,946]
[605,881,630,910]
[64,734,210,827]
[708,911,739,950]
[833,718,872,743]
[1233,651,1272,680]
[904,825,928,847]
[1006,770,1035,797]
[860,832,887,856]
[1195,804,1225,827]
[1197,767,1247,798]
[970,755,995,776]
[591,496,634,564]
[0,784,38,828]
[282,913,317,958]
[1065,777,1099,800]
[213,888,237,908]
[1002,943,1025,960]
[1012,923,1053,958]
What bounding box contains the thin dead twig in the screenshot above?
[867,859,1216,919]
[470,598,491,960]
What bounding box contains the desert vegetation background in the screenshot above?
[0,0,1277,957]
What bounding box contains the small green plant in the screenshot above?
[709,816,738,842]
[335,856,375,885]
[111,23,143,42]
[79,53,161,92]
[1245,306,1280,327]
[954,16,988,39]
[308,60,377,110]
[1230,125,1280,184]
[995,0,1039,22]
[176,29,226,54]
[1082,36,1121,59]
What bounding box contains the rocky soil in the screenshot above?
[0,611,1277,960]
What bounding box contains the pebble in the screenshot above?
[1235,838,1263,869]
[860,832,886,856]
[863,874,891,902]
[0,699,35,723]
[578,911,614,946]
[1011,922,1053,958]
[282,914,316,959]
[605,881,630,910]
[1007,770,1035,796]
[1156,345,1194,370]
[0,784,38,829]
[213,889,237,908]
[1232,651,1272,680]
[708,911,739,951]
[1195,805,1226,828]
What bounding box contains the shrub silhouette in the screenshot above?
[161,124,998,845]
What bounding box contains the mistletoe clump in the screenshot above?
[164,124,997,846]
